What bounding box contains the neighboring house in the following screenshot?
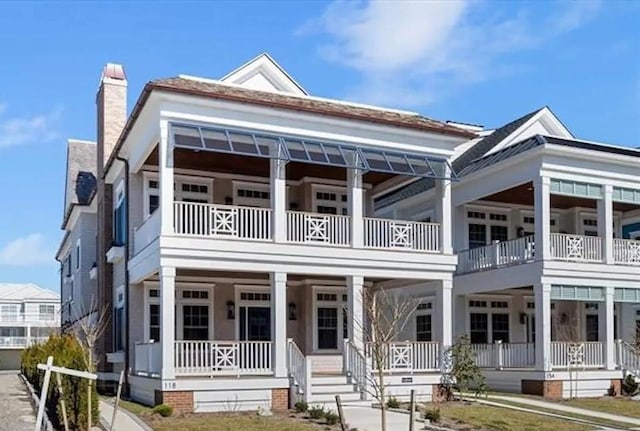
[379,108,640,398]
[56,139,98,330]
[0,283,60,369]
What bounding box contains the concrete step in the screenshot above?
[311,375,349,385]
[307,399,372,411]
[308,391,363,404]
[312,383,358,394]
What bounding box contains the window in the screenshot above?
[586,314,599,342]
[468,224,487,249]
[470,313,488,343]
[317,307,338,349]
[149,304,160,341]
[66,255,72,277]
[183,305,209,340]
[490,225,508,242]
[0,305,18,322]
[149,289,159,298]
[489,213,507,221]
[469,300,487,308]
[317,293,338,302]
[113,185,126,246]
[467,211,486,219]
[491,314,510,342]
[237,188,270,200]
[240,292,271,301]
[182,290,209,300]
[523,216,535,225]
[416,314,432,341]
[75,242,80,270]
[417,303,433,311]
[526,302,535,309]
[314,188,348,215]
[491,301,508,309]
[584,303,599,310]
[39,305,55,321]
[114,306,124,351]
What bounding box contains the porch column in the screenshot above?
[271,272,287,377]
[600,286,616,369]
[435,280,453,346]
[597,184,614,264]
[270,155,287,243]
[347,166,364,248]
[347,275,365,350]
[534,176,551,261]
[534,283,552,371]
[435,165,453,254]
[160,266,176,380]
[159,119,174,236]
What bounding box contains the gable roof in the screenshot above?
[0,283,59,301]
[62,139,96,227]
[375,108,544,208]
[220,53,308,95]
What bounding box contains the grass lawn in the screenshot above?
[562,397,640,419]
[144,413,325,431]
[427,403,596,431]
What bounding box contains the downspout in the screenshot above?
[115,154,131,396]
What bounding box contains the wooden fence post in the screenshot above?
[335,395,348,431]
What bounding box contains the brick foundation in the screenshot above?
[272,388,289,411]
[522,380,563,399]
[610,379,622,396]
[159,391,194,413]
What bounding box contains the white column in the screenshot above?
[270,157,287,243]
[160,265,176,380]
[598,184,614,264]
[534,176,551,261]
[348,167,364,248]
[347,275,365,350]
[534,283,552,371]
[435,165,453,254]
[159,119,174,236]
[435,280,453,346]
[26,325,32,346]
[270,272,287,377]
[600,286,616,369]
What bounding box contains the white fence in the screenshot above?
[616,340,640,376]
[613,238,640,265]
[550,341,604,369]
[286,211,350,246]
[367,342,440,372]
[363,218,440,252]
[134,342,161,377]
[457,236,535,274]
[174,202,272,240]
[174,340,272,376]
[471,342,535,369]
[550,234,603,262]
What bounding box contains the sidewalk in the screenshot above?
[342,406,423,431]
[99,399,151,431]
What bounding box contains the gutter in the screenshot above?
[114,153,131,396]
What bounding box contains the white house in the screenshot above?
[0,283,60,369]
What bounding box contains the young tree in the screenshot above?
[441,335,487,399]
[72,296,111,373]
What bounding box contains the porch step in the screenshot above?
[311,375,349,385]
[308,390,363,404]
[312,382,358,394]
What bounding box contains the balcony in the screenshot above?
[161,201,442,252]
[0,313,59,325]
[613,238,640,265]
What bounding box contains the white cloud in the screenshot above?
[304,0,601,107]
[0,234,54,266]
[0,104,62,149]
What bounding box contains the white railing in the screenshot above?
[613,238,640,265]
[616,340,640,377]
[174,202,272,240]
[344,340,368,395]
[134,209,160,254]
[0,313,59,324]
[550,234,603,262]
[470,342,535,369]
[174,340,273,376]
[287,339,310,398]
[457,236,535,274]
[0,336,49,348]
[286,211,350,246]
[368,342,440,372]
[134,342,161,377]
[550,341,604,369]
[363,218,440,252]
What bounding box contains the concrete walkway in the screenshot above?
[99,399,151,431]
[0,372,37,431]
[485,394,640,427]
[342,406,423,431]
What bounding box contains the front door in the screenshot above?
[525,314,536,343]
[239,306,271,341]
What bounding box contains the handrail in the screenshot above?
[287,339,310,398]
[344,339,368,396]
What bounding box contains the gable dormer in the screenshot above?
[220,53,307,95]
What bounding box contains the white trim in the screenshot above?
[311,285,347,353]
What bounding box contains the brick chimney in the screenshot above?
[95,63,127,378]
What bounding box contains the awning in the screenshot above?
[171,123,457,180]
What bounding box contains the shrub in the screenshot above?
[308,405,325,420]
[446,335,488,397]
[622,374,639,396]
[153,404,174,417]
[21,334,99,431]
[324,411,340,425]
[294,400,308,413]
[423,407,441,423]
[385,396,400,409]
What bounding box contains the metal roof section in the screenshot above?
[171,123,457,180]
[0,283,59,301]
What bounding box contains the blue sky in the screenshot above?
[0,1,637,292]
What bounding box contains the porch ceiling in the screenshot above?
[482,182,638,211]
[144,147,395,185]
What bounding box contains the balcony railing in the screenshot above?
[134,341,161,377]
[550,341,604,369]
[363,218,440,252]
[457,236,534,274]
[471,342,535,369]
[174,340,273,377]
[550,233,603,262]
[174,202,273,240]
[0,313,59,324]
[366,341,440,372]
[286,211,350,246]
[0,336,49,348]
[613,238,640,265]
